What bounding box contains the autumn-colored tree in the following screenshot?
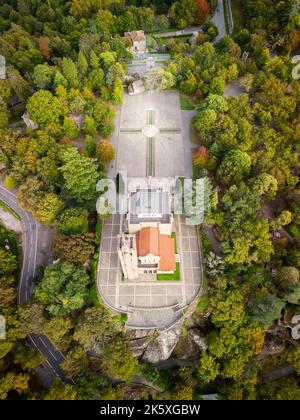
[193,145,209,169]
[196,0,210,23]
[38,36,50,61]
[97,139,115,165]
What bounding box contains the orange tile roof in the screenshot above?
[136,227,159,257]
[136,227,176,271]
[159,235,176,272]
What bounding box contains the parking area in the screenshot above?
[97,214,202,313]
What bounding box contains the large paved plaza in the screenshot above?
[97,90,203,330]
[97,214,203,329]
[116,91,185,178]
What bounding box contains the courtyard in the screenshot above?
[97,214,203,329]
[97,89,203,330]
[116,91,185,178]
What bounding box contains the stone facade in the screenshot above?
[124,30,146,53]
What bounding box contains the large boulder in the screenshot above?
[125,329,154,358]
[142,322,182,364]
[172,328,207,360]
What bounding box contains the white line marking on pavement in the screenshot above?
[39,337,48,348]
[49,350,58,361]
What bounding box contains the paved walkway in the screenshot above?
[182,110,198,178]
[212,0,227,42]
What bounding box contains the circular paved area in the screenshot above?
[142,124,159,137]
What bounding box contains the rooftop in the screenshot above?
[130,190,170,220]
[136,227,176,272]
[125,30,146,42]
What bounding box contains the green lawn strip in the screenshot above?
[87,283,102,308]
[223,0,230,33]
[160,128,181,134]
[149,28,179,36]
[171,231,177,253]
[190,120,200,144]
[230,0,245,29]
[147,136,154,176]
[146,34,157,50]
[157,262,180,281]
[0,200,21,221]
[180,94,195,110]
[196,229,209,313]
[159,35,191,46]
[200,227,212,255]
[120,128,142,133]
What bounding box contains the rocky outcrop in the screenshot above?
[172,328,207,360]
[189,328,208,351]
[142,321,183,364]
[257,325,290,360]
[125,329,154,358]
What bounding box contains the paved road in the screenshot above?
[153,26,203,39]
[257,365,295,386]
[152,2,227,43]
[212,0,227,42]
[0,185,73,384]
[0,185,38,304]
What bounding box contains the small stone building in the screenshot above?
[124,30,146,53]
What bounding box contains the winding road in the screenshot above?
[0,185,73,384]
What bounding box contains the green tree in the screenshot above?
[249,294,285,328]
[93,100,115,137]
[0,97,9,129]
[61,346,89,379]
[57,208,89,235]
[44,379,77,400]
[0,372,30,400]
[61,57,79,88]
[217,150,252,185]
[194,108,217,135]
[82,115,97,137]
[60,147,100,204]
[26,90,64,128]
[73,307,120,352]
[43,316,73,352]
[97,139,115,165]
[33,64,54,88]
[271,210,292,230]
[63,116,79,139]
[287,346,300,375]
[35,262,90,316]
[78,51,88,76]
[169,0,198,28]
[54,233,95,265]
[101,336,138,382]
[145,68,175,91]
[198,352,220,383]
[35,193,64,225]
[171,383,194,400]
[0,248,17,275]
[13,344,45,371]
[95,10,117,36]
